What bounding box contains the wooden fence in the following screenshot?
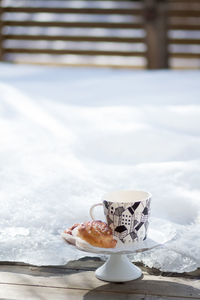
[0,0,200,69]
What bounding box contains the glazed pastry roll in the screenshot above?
[77,220,117,248]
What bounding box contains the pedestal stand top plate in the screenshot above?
[61,226,174,255]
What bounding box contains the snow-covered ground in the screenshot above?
[0,63,200,272]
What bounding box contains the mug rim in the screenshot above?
[102,189,151,203]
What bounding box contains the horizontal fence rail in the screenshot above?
[2,21,144,29]
[0,7,143,14]
[168,0,200,68]
[2,35,145,43]
[0,0,200,69]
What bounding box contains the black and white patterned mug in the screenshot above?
[90,190,151,244]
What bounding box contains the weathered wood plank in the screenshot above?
[1,284,195,300]
[168,10,200,17]
[2,259,199,279]
[1,7,143,15]
[169,38,200,45]
[3,60,145,69]
[170,52,200,59]
[2,34,145,44]
[3,20,143,29]
[169,24,200,30]
[0,264,200,299]
[3,48,146,57]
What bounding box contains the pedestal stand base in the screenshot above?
[95,254,142,282]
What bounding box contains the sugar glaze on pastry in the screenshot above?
[77,220,117,248]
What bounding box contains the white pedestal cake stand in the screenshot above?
[62,228,173,282]
[95,253,142,282]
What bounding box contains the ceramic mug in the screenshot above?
[90,190,151,244]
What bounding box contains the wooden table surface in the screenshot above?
[0,259,200,300]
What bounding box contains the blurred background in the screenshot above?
[0,0,200,70]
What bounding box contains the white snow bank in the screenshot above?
[0,63,200,272]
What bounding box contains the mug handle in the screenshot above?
[90,203,103,220]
